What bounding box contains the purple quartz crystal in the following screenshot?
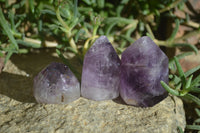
[81,36,121,101]
[120,36,168,107]
[33,62,80,104]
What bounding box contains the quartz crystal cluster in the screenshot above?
[81,36,121,100]
[33,36,169,107]
[120,36,168,107]
[33,62,80,104]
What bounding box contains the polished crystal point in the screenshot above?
[81,36,121,100]
[120,36,168,107]
[33,62,80,104]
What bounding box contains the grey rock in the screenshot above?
[0,50,186,133]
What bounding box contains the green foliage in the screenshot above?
[185,108,200,131]
[161,53,200,132]
[0,0,194,62]
[161,53,200,100]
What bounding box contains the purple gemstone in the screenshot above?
[81,36,121,101]
[33,62,80,104]
[120,36,168,107]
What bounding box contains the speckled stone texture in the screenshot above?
[81,36,121,101]
[0,50,185,133]
[120,36,169,107]
[34,62,80,104]
[0,57,4,73]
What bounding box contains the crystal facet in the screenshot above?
[120,36,168,107]
[33,62,80,104]
[81,36,121,101]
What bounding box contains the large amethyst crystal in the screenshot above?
[120,36,168,107]
[81,36,121,101]
[33,62,80,104]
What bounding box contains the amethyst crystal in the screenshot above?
[33,62,80,104]
[81,36,121,101]
[120,36,168,107]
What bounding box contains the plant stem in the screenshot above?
[145,23,155,39]
[55,6,78,53]
[154,29,200,47]
[184,21,200,29]
[24,37,57,47]
[159,0,182,13]
[153,39,167,46]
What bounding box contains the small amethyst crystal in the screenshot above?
[120,36,168,107]
[33,62,80,104]
[81,36,121,101]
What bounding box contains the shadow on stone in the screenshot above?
[0,48,82,103]
[112,96,127,105]
[0,72,36,103]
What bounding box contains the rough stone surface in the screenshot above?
[81,36,121,101]
[0,57,4,73]
[34,62,80,104]
[120,36,169,107]
[0,50,186,133]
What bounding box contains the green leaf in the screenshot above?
[120,35,134,43]
[104,17,134,35]
[168,19,179,42]
[18,49,28,54]
[104,17,133,24]
[41,9,56,15]
[74,29,86,42]
[73,0,78,18]
[190,87,200,93]
[116,5,124,17]
[176,52,194,59]
[121,0,129,4]
[8,11,15,31]
[160,81,180,96]
[171,75,181,85]
[186,125,200,130]
[66,47,78,54]
[16,40,41,48]
[194,118,200,123]
[0,51,3,57]
[195,108,200,117]
[126,25,137,37]
[116,47,124,53]
[29,0,35,13]
[174,57,186,84]
[184,93,200,106]
[185,65,200,77]
[105,21,118,35]
[0,8,18,50]
[172,43,198,54]
[4,51,13,64]
[177,126,184,133]
[191,74,200,87]
[69,18,79,30]
[185,75,193,89]
[82,0,91,5]
[78,7,93,12]
[175,83,182,90]
[97,0,104,8]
